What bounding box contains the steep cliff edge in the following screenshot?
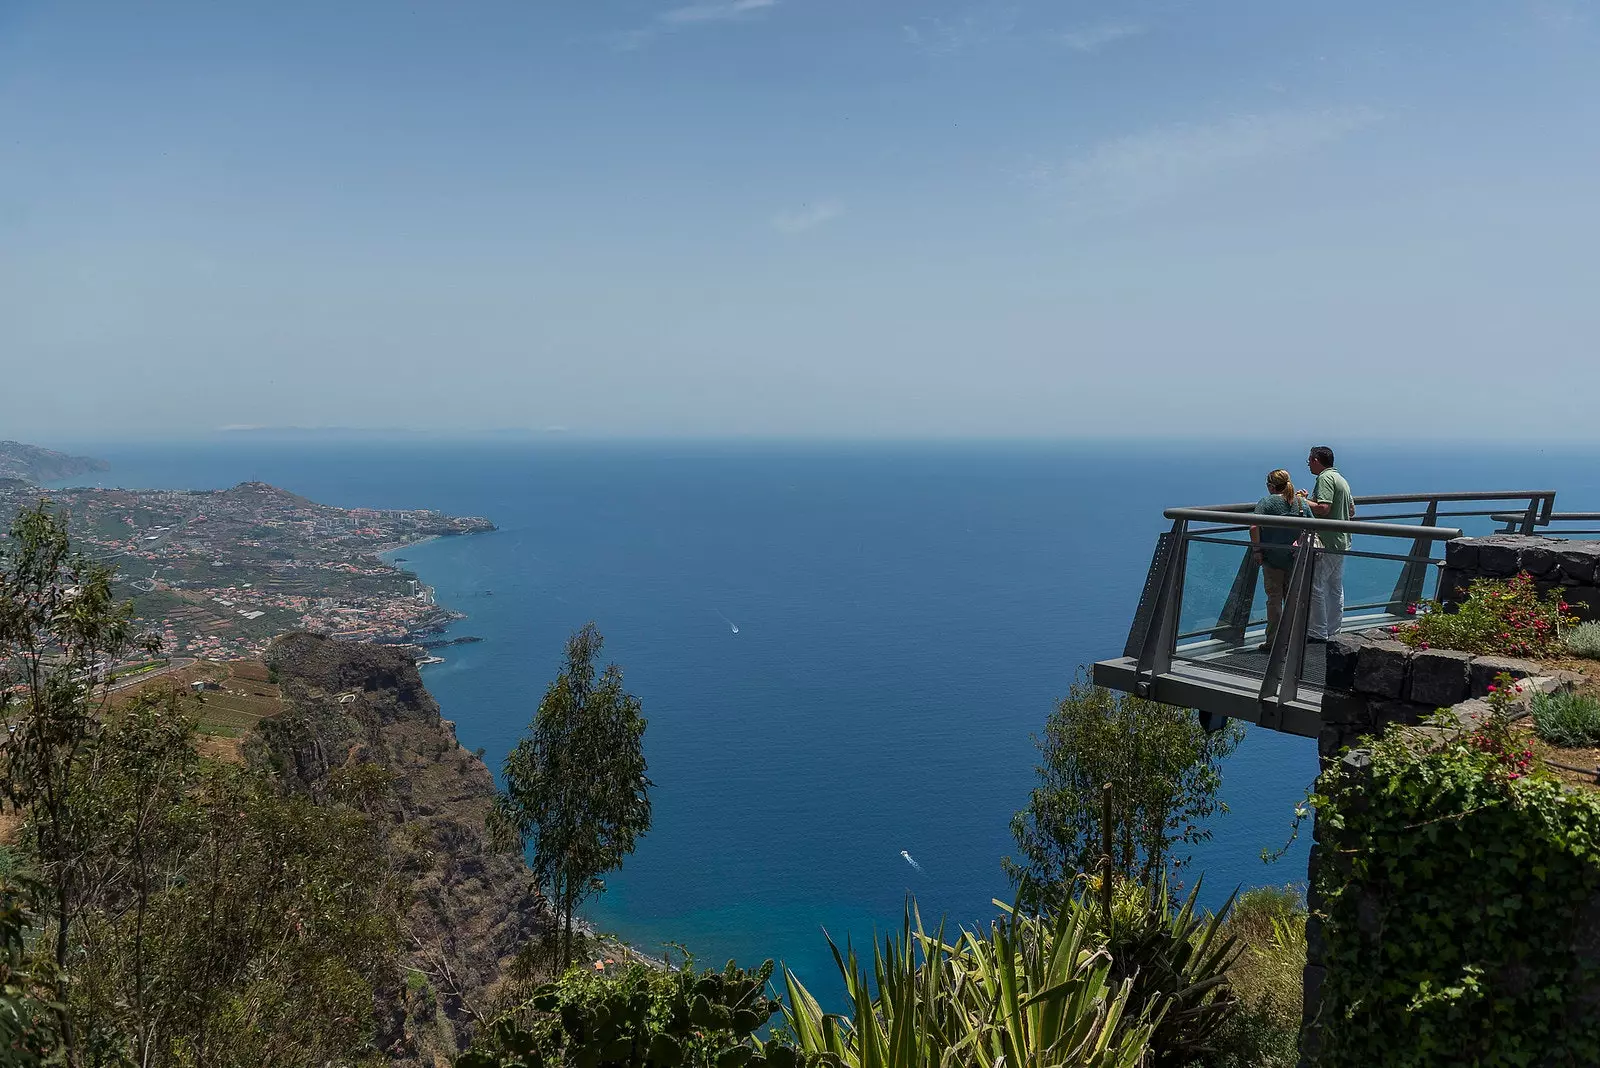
[258,632,549,1063]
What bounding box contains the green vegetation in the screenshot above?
[0,505,403,1065]
[1567,620,1600,660]
[492,623,653,970]
[0,502,153,980]
[463,957,786,1068]
[1212,887,1306,1068]
[1006,677,1242,890]
[0,876,61,1061]
[4,503,1303,1067]
[1531,689,1600,747]
[784,897,1154,1068]
[1392,572,1576,657]
[1312,692,1600,1066]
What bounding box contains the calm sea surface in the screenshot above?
[48,438,1600,993]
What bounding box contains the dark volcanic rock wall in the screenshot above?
[261,632,548,1062]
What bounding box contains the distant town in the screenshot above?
[0,468,494,662]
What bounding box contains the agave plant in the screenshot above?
[1089,877,1242,1067]
[782,899,1155,1068]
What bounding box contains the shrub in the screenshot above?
[1532,690,1600,748]
[462,957,789,1068]
[1568,620,1600,660]
[1391,572,1575,658]
[1311,705,1600,1065]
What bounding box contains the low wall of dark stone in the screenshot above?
[1440,533,1600,620]
[1315,629,1552,761]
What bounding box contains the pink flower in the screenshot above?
[1560,602,1571,611]
[1420,642,1430,650]
[1487,685,1498,693]
[1406,605,1418,615]
[1388,625,1400,633]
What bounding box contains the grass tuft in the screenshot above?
[1532,690,1600,748]
[1566,620,1600,660]
[1212,885,1305,1068]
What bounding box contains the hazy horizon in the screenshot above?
[4,1,1597,441]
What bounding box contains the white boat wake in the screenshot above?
[901,850,923,873]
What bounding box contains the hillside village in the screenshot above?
[0,474,494,661]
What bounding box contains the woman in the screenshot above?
[1251,469,1310,651]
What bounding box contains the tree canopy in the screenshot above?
[1006,675,1242,893]
[492,623,653,969]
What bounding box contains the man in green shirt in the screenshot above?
[1301,445,1354,641]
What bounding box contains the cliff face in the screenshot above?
[259,633,548,1064]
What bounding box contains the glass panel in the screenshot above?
[1340,535,1421,630]
[1176,536,1259,644]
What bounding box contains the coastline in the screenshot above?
[378,533,442,559]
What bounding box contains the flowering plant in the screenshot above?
[1392,572,1576,658]
[1470,671,1535,781]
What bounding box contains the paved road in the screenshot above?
[106,657,198,693]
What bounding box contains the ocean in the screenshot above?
[46,438,1600,994]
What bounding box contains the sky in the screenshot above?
[2,0,1598,441]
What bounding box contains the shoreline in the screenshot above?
[378,533,442,559]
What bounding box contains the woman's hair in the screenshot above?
[1267,469,1294,497]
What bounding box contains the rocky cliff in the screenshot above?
[258,632,549,1065]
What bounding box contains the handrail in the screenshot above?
[1188,490,1556,514]
[1163,507,1463,541]
[1491,512,1600,523]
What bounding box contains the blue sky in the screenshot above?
[2,1,1597,439]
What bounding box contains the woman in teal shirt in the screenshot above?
[1251,469,1310,651]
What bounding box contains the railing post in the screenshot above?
[1387,500,1438,615]
[1520,496,1540,535]
[1210,547,1260,646]
[1259,531,1318,727]
[1135,519,1188,694]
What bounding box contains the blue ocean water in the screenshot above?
[47,438,1600,993]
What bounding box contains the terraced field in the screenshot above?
[115,658,283,739]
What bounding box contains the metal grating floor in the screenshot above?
[1196,642,1328,687]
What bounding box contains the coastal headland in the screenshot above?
[0,475,495,662]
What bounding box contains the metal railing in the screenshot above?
[1494,511,1600,536]
[1115,491,1557,732]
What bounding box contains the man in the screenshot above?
[1301,445,1354,642]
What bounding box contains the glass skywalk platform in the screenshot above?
[1092,492,1561,738]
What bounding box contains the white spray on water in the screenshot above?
[900,850,923,873]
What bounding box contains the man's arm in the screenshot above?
[1307,472,1333,517]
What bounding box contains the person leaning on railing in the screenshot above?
[1250,469,1310,651]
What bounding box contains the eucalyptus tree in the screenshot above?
[0,503,154,972]
[1006,674,1243,893]
[492,624,652,969]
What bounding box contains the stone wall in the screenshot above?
[1315,628,1561,763]
[1440,533,1600,620]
